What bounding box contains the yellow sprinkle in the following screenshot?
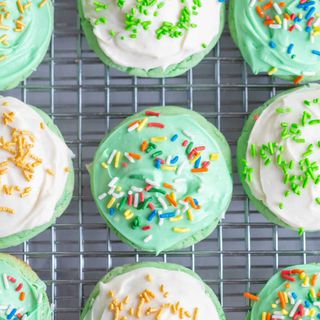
[0,25,9,30]
[310,287,316,298]
[137,117,148,131]
[303,275,310,286]
[129,307,134,316]
[108,290,115,297]
[275,15,282,25]
[0,206,14,214]
[17,0,24,13]
[0,54,7,61]
[24,1,32,9]
[283,292,288,304]
[116,186,122,192]
[190,152,202,164]
[2,101,9,106]
[282,309,288,316]
[192,307,199,320]
[309,308,316,317]
[0,2,6,6]
[124,209,134,220]
[123,295,129,304]
[209,153,219,161]
[40,122,45,129]
[0,34,7,43]
[268,67,278,76]
[173,227,190,233]
[64,167,70,173]
[20,187,31,198]
[146,274,153,282]
[46,168,55,176]
[38,0,47,7]
[161,165,177,171]
[150,136,167,143]
[107,197,116,209]
[299,272,306,280]
[187,209,194,221]
[114,151,121,168]
[271,304,277,309]
[170,215,183,222]
[262,312,267,320]
[101,162,108,169]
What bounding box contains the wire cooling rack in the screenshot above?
[1,1,320,319]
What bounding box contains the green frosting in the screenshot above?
[229,0,320,83]
[246,264,320,320]
[0,105,74,249]
[0,0,53,91]
[81,261,226,320]
[0,253,51,319]
[77,0,225,78]
[90,106,232,254]
[237,84,317,231]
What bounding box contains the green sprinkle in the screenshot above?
[95,17,107,25]
[316,198,320,205]
[151,150,163,158]
[276,107,291,114]
[309,119,320,125]
[264,158,271,166]
[138,197,152,210]
[157,1,165,8]
[284,190,290,197]
[186,142,194,154]
[129,174,145,180]
[201,43,207,49]
[251,144,257,157]
[268,142,274,155]
[304,100,311,107]
[109,30,116,37]
[293,137,305,143]
[131,216,141,229]
[298,227,304,236]
[119,196,127,210]
[279,203,284,209]
[314,98,320,103]
[149,187,166,194]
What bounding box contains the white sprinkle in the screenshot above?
[38,293,43,304]
[314,17,320,26]
[175,209,181,216]
[158,210,164,226]
[6,305,13,315]
[133,193,139,208]
[0,305,7,310]
[249,0,256,7]
[145,178,159,187]
[166,155,172,164]
[108,186,116,195]
[131,186,143,192]
[144,235,153,243]
[174,178,186,183]
[314,302,320,307]
[98,193,107,200]
[182,205,189,213]
[295,23,302,31]
[177,161,186,176]
[182,130,193,139]
[157,196,168,210]
[112,192,124,199]
[124,152,135,163]
[107,149,117,165]
[128,122,139,132]
[108,176,119,187]
[179,200,188,206]
[16,308,23,315]
[303,71,316,76]
[269,24,281,29]
[273,2,281,14]
[2,274,8,289]
[289,300,301,317]
[22,315,28,320]
[311,34,315,44]
[283,18,288,30]
[271,316,285,320]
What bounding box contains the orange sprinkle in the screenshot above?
[19,292,25,301]
[38,0,47,8]
[264,19,275,25]
[243,292,259,301]
[278,291,286,309]
[163,183,174,189]
[311,274,318,286]
[128,120,140,128]
[293,75,304,85]
[317,292,320,298]
[184,196,201,209]
[166,194,177,207]
[291,269,304,274]
[266,312,272,320]
[285,283,290,289]
[141,141,148,152]
[256,6,264,18]
[128,152,141,160]
[284,12,291,20]
[191,168,208,173]
[262,1,273,11]
[279,2,286,7]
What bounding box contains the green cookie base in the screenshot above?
[237,84,319,231]
[90,106,233,254]
[0,105,75,249]
[78,0,225,77]
[0,253,52,319]
[228,0,320,84]
[81,262,226,320]
[1,1,53,91]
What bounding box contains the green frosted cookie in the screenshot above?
[0,0,53,91]
[81,262,226,320]
[237,84,320,232]
[229,0,320,83]
[0,253,51,319]
[0,97,74,249]
[78,0,225,77]
[245,264,320,320]
[89,106,233,254]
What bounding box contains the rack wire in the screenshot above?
[1,0,320,319]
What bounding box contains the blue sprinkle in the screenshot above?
[292,292,297,299]
[170,156,179,164]
[109,208,116,216]
[306,26,312,32]
[305,300,311,308]
[7,309,17,320]
[159,212,176,218]
[193,198,199,205]
[194,156,201,169]
[306,7,316,20]
[294,16,302,23]
[148,210,158,221]
[317,313,320,319]
[269,41,276,49]
[155,159,161,169]
[287,44,294,54]
[171,134,178,141]
[218,0,225,2]
[312,50,320,56]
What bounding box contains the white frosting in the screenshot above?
[0,97,73,237]
[82,0,222,70]
[246,86,320,231]
[84,267,220,320]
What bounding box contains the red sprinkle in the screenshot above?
[7,276,16,283]
[194,146,206,152]
[253,114,260,121]
[307,17,315,26]
[293,75,304,85]
[281,270,295,282]
[148,202,155,210]
[145,185,153,192]
[145,111,160,117]
[188,149,197,160]
[148,122,165,128]
[142,225,152,231]
[155,157,165,164]
[202,161,211,168]
[128,193,133,206]
[182,140,188,147]
[122,162,128,168]
[289,24,295,32]
[16,283,23,291]
[140,192,144,202]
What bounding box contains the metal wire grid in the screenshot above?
[1,0,320,319]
